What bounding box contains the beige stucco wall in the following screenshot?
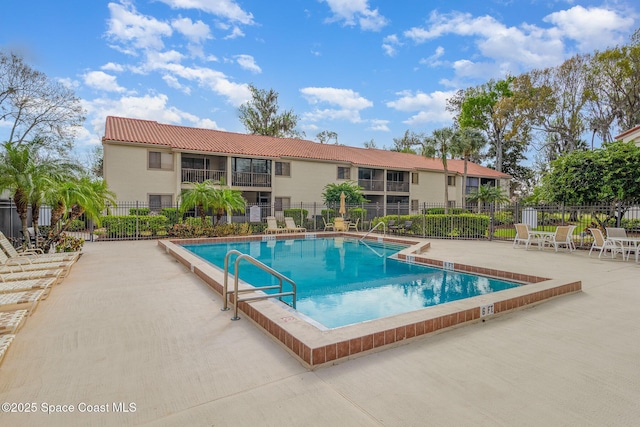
[103,142,179,202]
[274,159,351,208]
[410,170,451,206]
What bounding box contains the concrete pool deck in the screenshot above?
[0,237,638,426]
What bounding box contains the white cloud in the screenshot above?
[301,87,373,110]
[83,93,222,145]
[382,34,401,57]
[419,46,445,67]
[367,119,390,132]
[83,71,126,93]
[235,54,261,74]
[224,26,245,39]
[171,17,211,44]
[156,0,254,25]
[387,90,455,125]
[321,0,388,31]
[105,2,173,54]
[544,5,635,51]
[101,62,125,72]
[301,87,373,124]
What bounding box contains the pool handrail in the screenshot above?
[361,221,386,241]
[222,250,297,321]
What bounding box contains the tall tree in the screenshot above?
[449,77,529,175]
[391,130,421,154]
[586,35,640,139]
[466,185,510,213]
[450,128,487,200]
[179,180,246,225]
[518,55,589,161]
[0,51,85,153]
[238,84,301,138]
[422,127,456,214]
[316,130,338,144]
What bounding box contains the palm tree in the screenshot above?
[0,141,77,247]
[451,128,487,205]
[179,180,246,225]
[43,177,117,252]
[422,127,455,214]
[212,187,246,224]
[466,185,510,213]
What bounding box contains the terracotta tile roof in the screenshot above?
[615,124,640,140]
[103,116,511,179]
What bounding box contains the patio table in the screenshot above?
[529,230,556,250]
[607,237,640,262]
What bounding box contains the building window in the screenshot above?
[337,166,350,180]
[447,175,456,186]
[411,199,419,211]
[149,194,173,210]
[275,162,291,177]
[274,197,290,211]
[411,173,419,184]
[148,151,173,170]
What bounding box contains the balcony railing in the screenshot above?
[181,168,226,183]
[358,179,384,191]
[386,181,409,192]
[232,172,272,187]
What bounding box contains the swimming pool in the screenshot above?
[182,237,520,328]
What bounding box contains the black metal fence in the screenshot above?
[1,199,639,249]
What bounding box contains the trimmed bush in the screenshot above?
[423,207,469,215]
[100,215,169,237]
[373,214,490,238]
[66,219,86,232]
[347,207,367,220]
[160,207,181,225]
[129,208,151,216]
[283,208,308,226]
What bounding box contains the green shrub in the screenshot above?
[55,233,84,252]
[66,219,86,232]
[129,208,151,216]
[168,222,253,238]
[493,211,514,226]
[100,215,169,237]
[372,214,490,238]
[423,207,468,215]
[347,207,367,220]
[160,208,181,225]
[283,208,308,226]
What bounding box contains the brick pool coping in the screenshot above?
[158,233,582,369]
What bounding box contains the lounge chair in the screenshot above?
[0,310,29,334]
[0,231,80,263]
[0,334,16,367]
[513,223,543,250]
[605,227,634,259]
[323,217,335,231]
[265,216,285,234]
[0,269,63,284]
[348,218,359,232]
[544,225,577,252]
[284,217,306,233]
[0,277,56,299]
[589,228,624,259]
[0,250,74,278]
[0,289,45,314]
[388,220,398,233]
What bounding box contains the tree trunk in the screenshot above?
[31,202,41,249]
[14,188,31,248]
[42,201,66,253]
[443,164,449,215]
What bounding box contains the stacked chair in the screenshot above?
[0,231,81,367]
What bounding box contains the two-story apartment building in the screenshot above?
[102,116,510,215]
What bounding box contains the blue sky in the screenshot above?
[1,0,637,161]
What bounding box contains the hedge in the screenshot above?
[373,214,490,238]
[100,215,169,237]
[283,208,308,226]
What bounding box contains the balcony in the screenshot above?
[232,172,272,188]
[181,168,226,183]
[358,179,384,192]
[386,181,409,192]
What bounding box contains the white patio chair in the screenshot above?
[589,228,624,259]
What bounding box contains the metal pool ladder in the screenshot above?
[360,221,386,241]
[222,250,297,321]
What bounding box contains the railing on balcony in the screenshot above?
[358,179,384,191]
[181,168,226,183]
[386,181,409,192]
[232,172,272,187]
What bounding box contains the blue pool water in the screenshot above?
[182,238,520,328]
